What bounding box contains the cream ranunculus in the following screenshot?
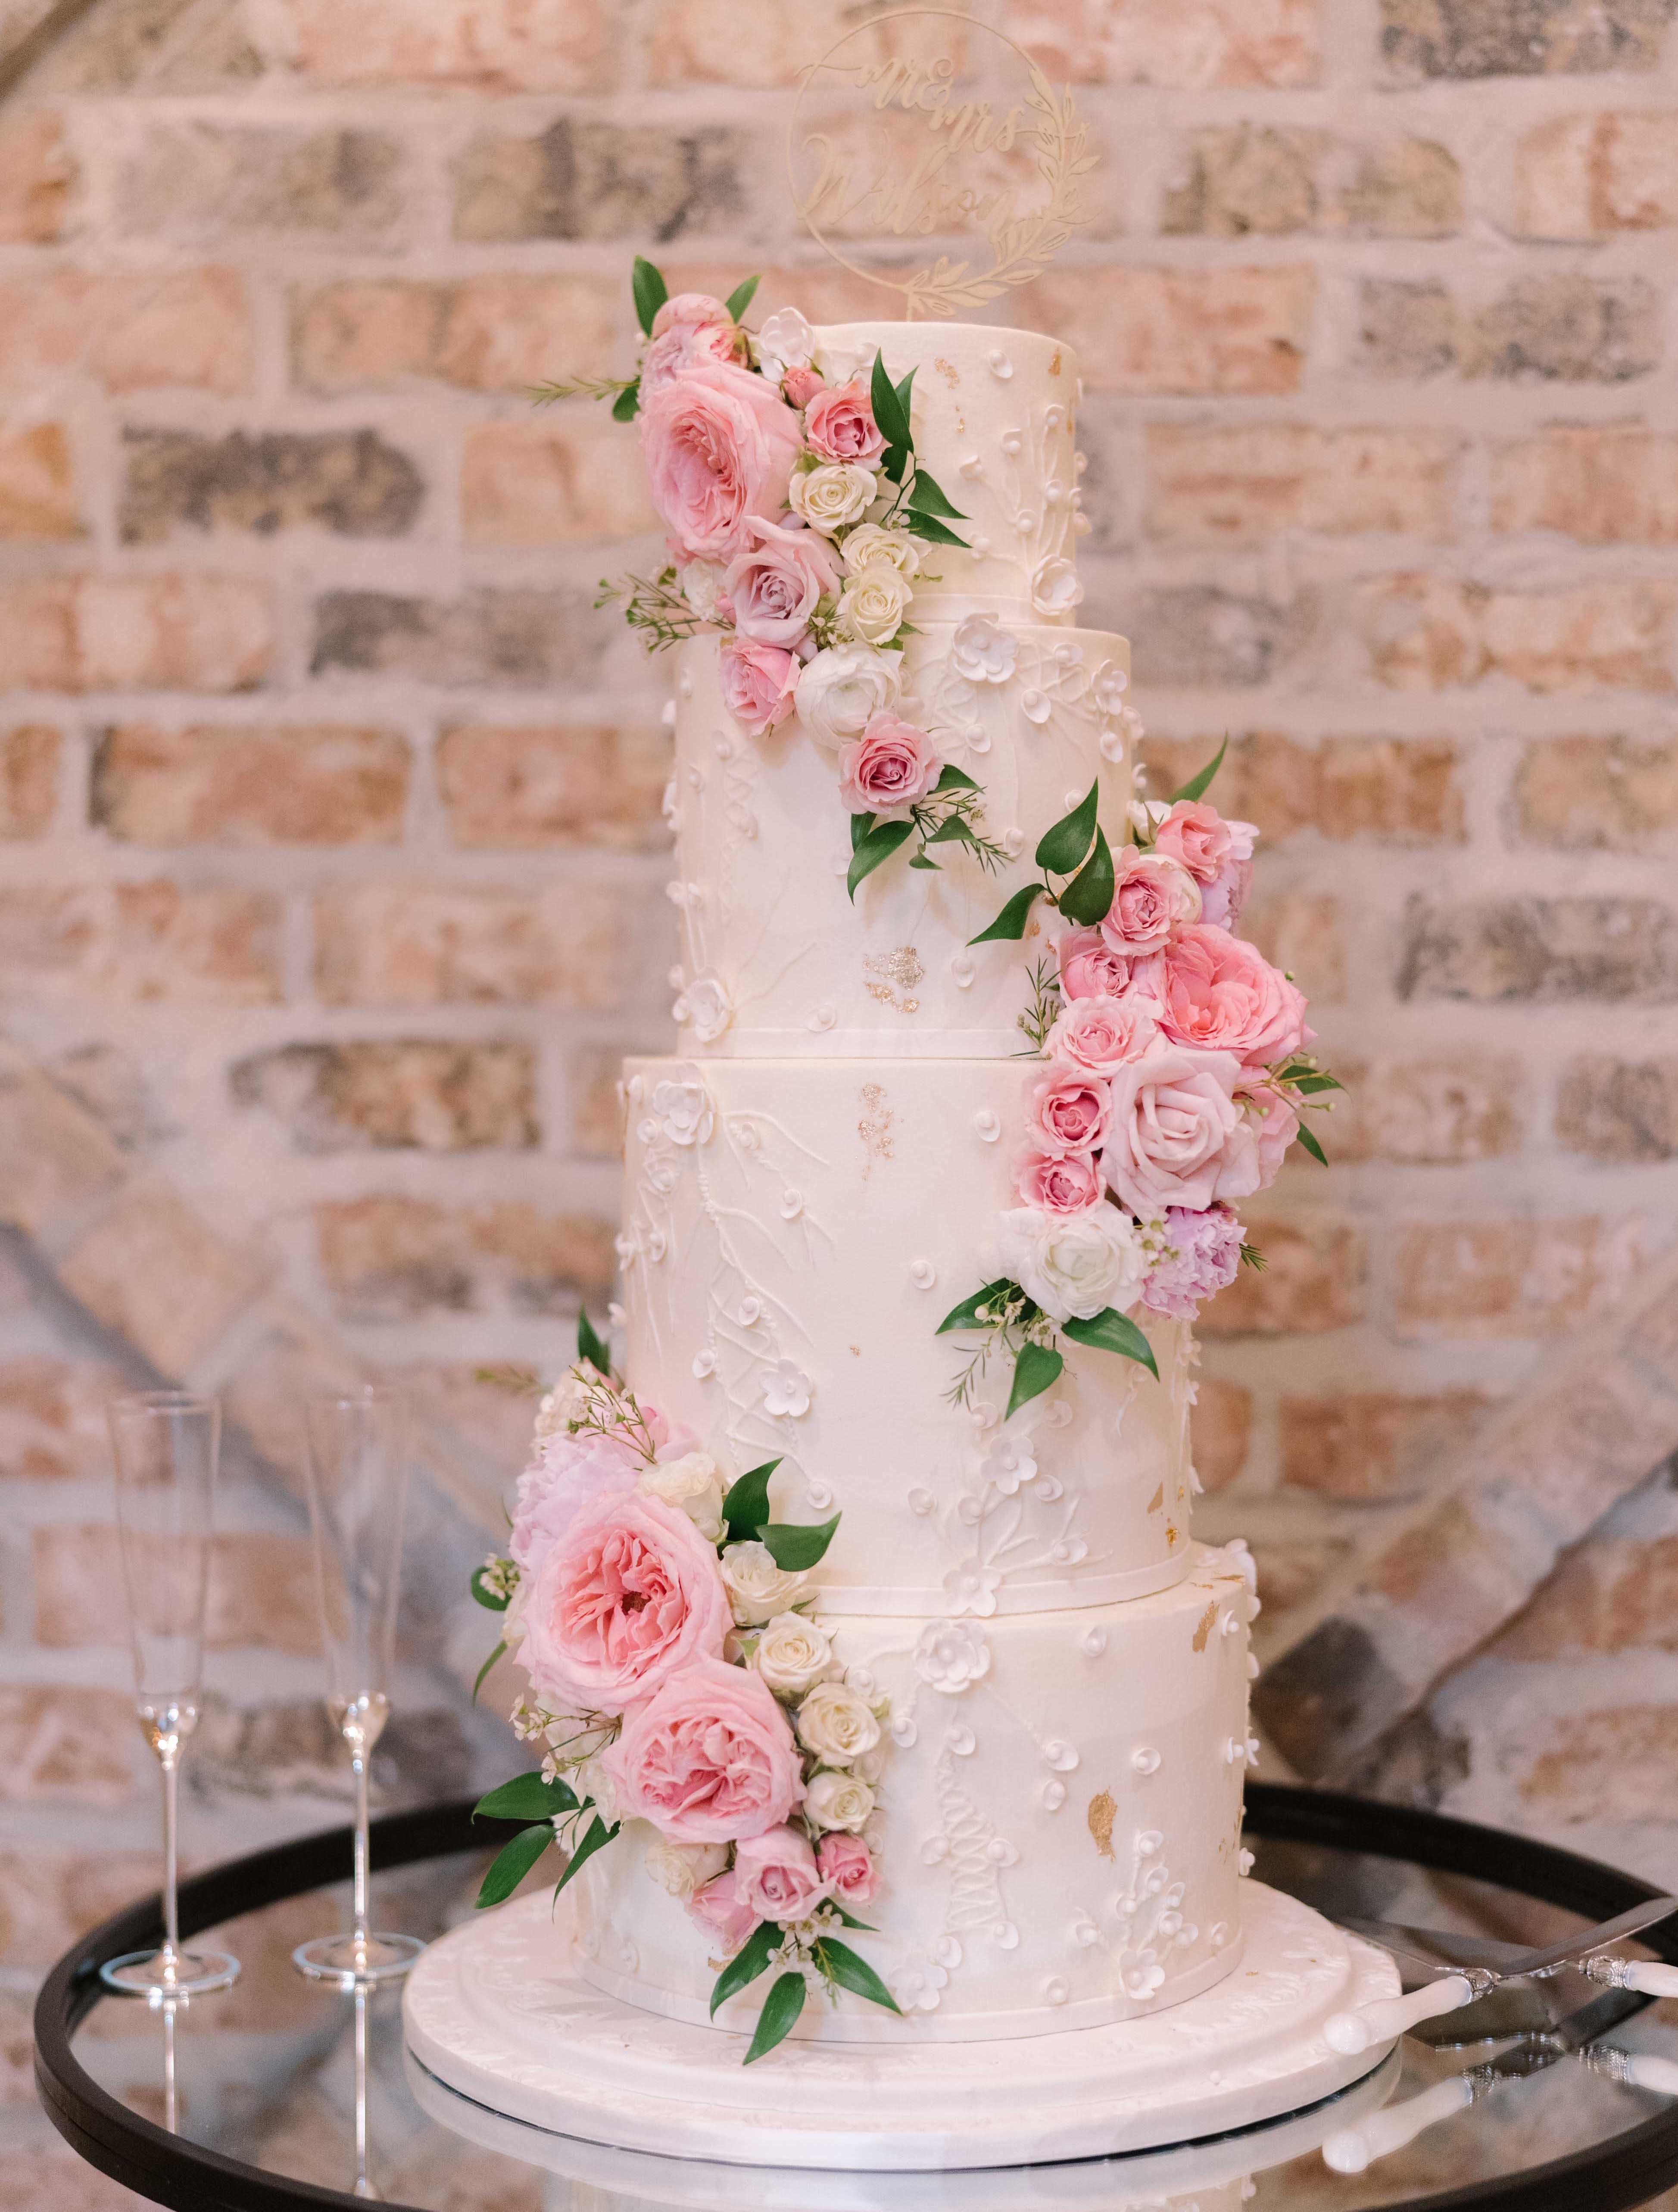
[790,461,877,536]
[638,1451,726,1543]
[795,1682,882,1765]
[841,524,922,579]
[795,642,903,750]
[753,1611,834,1697]
[804,1769,875,1834]
[996,1204,1150,1324]
[643,1837,730,1900]
[720,1539,814,1626]
[837,560,911,645]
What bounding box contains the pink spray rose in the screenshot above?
[836,712,941,813]
[1014,1146,1104,1216]
[1099,849,1202,958]
[687,1868,758,1953]
[802,380,886,465]
[1021,1061,1111,1156]
[639,294,743,399]
[1139,1203,1245,1321]
[639,359,803,563]
[1101,1046,1261,1219]
[817,1831,877,1907]
[733,1825,829,1923]
[781,363,826,409]
[1045,994,1162,1075]
[603,1656,805,1844]
[1153,925,1312,1068]
[723,516,839,647]
[518,1492,729,1716]
[719,636,801,735]
[1057,926,1135,1003]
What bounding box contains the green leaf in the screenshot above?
[969,883,1045,946]
[744,1970,807,2064]
[631,256,667,337]
[1063,1307,1160,1380]
[1007,1341,1064,1420]
[932,762,979,794]
[577,1305,611,1374]
[870,354,911,450]
[1036,780,1100,877]
[470,1564,511,1612]
[894,365,916,421]
[1169,738,1227,807]
[1058,822,1114,928]
[724,274,761,323]
[722,1458,782,1542]
[815,1937,902,2015]
[925,814,975,848]
[850,811,871,851]
[909,853,940,869]
[756,1513,841,1571]
[907,467,965,521]
[1295,1123,1329,1167]
[474,1772,580,1824]
[1293,1073,1344,1095]
[880,442,909,487]
[831,1905,875,1931]
[847,816,915,900]
[903,510,968,548]
[553,1813,620,1901]
[710,1920,778,2017]
[472,1640,506,1704]
[476,1823,553,1909]
[610,377,640,423]
[938,1278,1013,1335]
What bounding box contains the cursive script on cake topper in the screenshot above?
[788,9,1095,320]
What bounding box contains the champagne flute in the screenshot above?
[293,1385,425,1987]
[101,1391,240,2000]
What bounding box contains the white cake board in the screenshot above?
[402,1880,1399,2173]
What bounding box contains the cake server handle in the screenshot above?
[1324,1973,1477,2054]
[1585,1954,1678,2000]
[1321,2075,1475,2174]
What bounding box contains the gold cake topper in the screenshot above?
[788,9,1095,319]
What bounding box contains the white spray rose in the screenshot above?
[842,524,922,578]
[643,1838,729,1900]
[753,1612,834,1697]
[997,1206,1149,1325]
[837,560,911,645]
[795,1682,882,1765]
[790,462,877,535]
[795,642,903,750]
[805,1769,875,1834]
[720,1540,813,1626]
[638,1450,726,1543]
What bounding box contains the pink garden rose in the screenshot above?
[733,1825,829,1923]
[1154,925,1312,1069]
[803,380,886,465]
[1021,1061,1110,1156]
[1199,853,1254,932]
[719,636,800,735]
[1045,994,1161,1075]
[1014,1146,1103,1216]
[1139,1203,1244,1321]
[836,712,941,813]
[723,517,839,647]
[603,1656,805,1844]
[639,359,803,562]
[510,1403,694,1577]
[1101,1046,1261,1219]
[687,1867,758,1953]
[1057,926,1135,1002]
[639,294,743,399]
[781,363,826,409]
[817,1831,877,1907]
[1099,849,1202,958]
[518,1492,729,1716]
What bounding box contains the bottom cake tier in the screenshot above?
[572,1542,1258,2044]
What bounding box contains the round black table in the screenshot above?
[33,1785,1678,2211]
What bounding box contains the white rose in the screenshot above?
[720,1540,813,1626]
[841,524,921,579]
[644,1838,728,1900]
[997,1205,1149,1325]
[673,972,732,1044]
[795,1682,882,1765]
[680,560,726,622]
[949,613,1018,684]
[795,643,902,750]
[790,462,877,535]
[638,1450,725,1543]
[753,1612,834,1697]
[1030,557,1084,617]
[755,306,816,380]
[837,560,910,646]
[805,1769,875,1834]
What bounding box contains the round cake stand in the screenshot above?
[400,1879,1400,2172]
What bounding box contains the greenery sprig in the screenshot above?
[847,764,1007,900]
[968,776,1113,946]
[866,353,968,551]
[937,1275,1158,1421]
[596,567,707,653]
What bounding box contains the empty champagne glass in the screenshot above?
[293,1385,425,1987]
[102,1391,240,2000]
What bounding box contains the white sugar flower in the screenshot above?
[752,1612,833,1698]
[652,1078,714,1147]
[836,560,910,645]
[795,642,902,750]
[720,1540,812,1626]
[755,306,816,380]
[997,1206,1148,1326]
[638,1450,726,1543]
[979,1433,1038,1495]
[761,1359,813,1418]
[672,973,732,1045]
[795,1682,881,1765]
[942,1561,1002,1617]
[1030,556,1084,617]
[950,614,1018,685]
[805,1768,875,1833]
[841,524,921,579]
[914,1620,992,1695]
[1092,660,1129,713]
[892,1953,948,2012]
[791,462,877,536]
[644,1838,728,1900]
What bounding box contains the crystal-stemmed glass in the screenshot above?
[101,1391,240,2000]
[293,1384,425,1987]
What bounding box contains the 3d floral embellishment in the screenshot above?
[672,973,733,1045]
[943,1561,1002,1616]
[692,1349,717,1380]
[1092,661,1128,712]
[979,1433,1038,1495]
[915,1620,992,1694]
[753,305,816,381]
[950,613,1018,685]
[892,1953,949,2013]
[1029,555,1083,616]
[760,1360,812,1419]
[652,1078,714,1147]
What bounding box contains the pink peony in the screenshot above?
[1014,1146,1104,1216]
[1153,925,1312,1068]
[803,380,885,465]
[1139,1204,1244,1321]
[1021,1061,1110,1157]
[837,712,941,813]
[817,1831,877,1907]
[1057,926,1135,1002]
[687,1867,758,1953]
[733,1825,829,1923]
[1045,994,1162,1075]
[639,359,802,562]
[1099,849,1202,958]
[603,1657,805,1844]
[1153,801,1253,885]
[781,364,826,408]
[519,1492,729,1716]
[640,294,743,399]
[1241,1079,1301,1189]
[1101,1046,1261,1219]
[719,636,800,735]
[723,517,839,647]
[1199,854,1253,932]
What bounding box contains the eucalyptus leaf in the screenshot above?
[470,1565,510,1612]
[1036,780,1099,877]
[1295,1123,1329,1166]
[475,1823,552,1910]
[937,1278,1013,1334]
[710,1920,777,2017]
[722,1458,782,1542]
[744,1970,807,2065]
[474,1772,580,1824]
[906,467,965,520]
[1007,1341,1064,1420]
[577,1305,611,1374]
[968,882,1045,945]
[1168,737,1226,806]
[815,1936,902,2015]
[1062,1307,1159,1379]
[870,354,911,450]
[1057,822,1114,927]
[610,378,640,423]
[756,1513,841,1571]
[471,1640,506,1704]
[631,257,667,337]
[724,274,761,323]
[846,816,915,900]
[553,1813,620,1901]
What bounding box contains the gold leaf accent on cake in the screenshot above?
[863,945,925,1015]
[858,1081,895,1175]
[1191,1602,1218,1654]
[1145,1484,1163,1515]
[936,357,960,387]
[1087,1790,1116,1860]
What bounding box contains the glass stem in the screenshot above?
[352,1750,370,1960]
[159,1745,181,1976]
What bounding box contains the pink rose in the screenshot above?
[803,380,885,465]
[1152,801,1252,885]
[1021,1061,1110,1157]
[733,1825,829,1923]
[1241,1079,1301,1189]
[781,364,826,409]
[518,1493,729,1716]
[1101,1046,1261,1219]
[510,1430,639,1577]
[1014,1147,1103,1215]
[1057,926,1135,1002]
[1154,925,1312,1067]
[723,517,839,647]
[817,1831,877,1907]
[1045,995,1161,1075]
[603,1657,805,1844]
[837,712,941,813]
[1139,1203,1244,1321]
[639,360,802,562]
[719,636,800,736]
[1199,854,1253,932]
[687,1868,758,1953]
[1099,849,1202,958]
[640,295,743,399]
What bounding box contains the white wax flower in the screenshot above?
[795,643,902,750]
[804,1769,875,1833]
[836,560,910,645]
[795,1681,882,1765]
[644,1838,728,1900]
[720,1540,813,1626]
[790,462,877,535]
[638,1450,726,1543]
[997,1205,1148,1325]
[753,1612,834,1697]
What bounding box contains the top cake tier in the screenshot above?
[808,322,1084,623]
